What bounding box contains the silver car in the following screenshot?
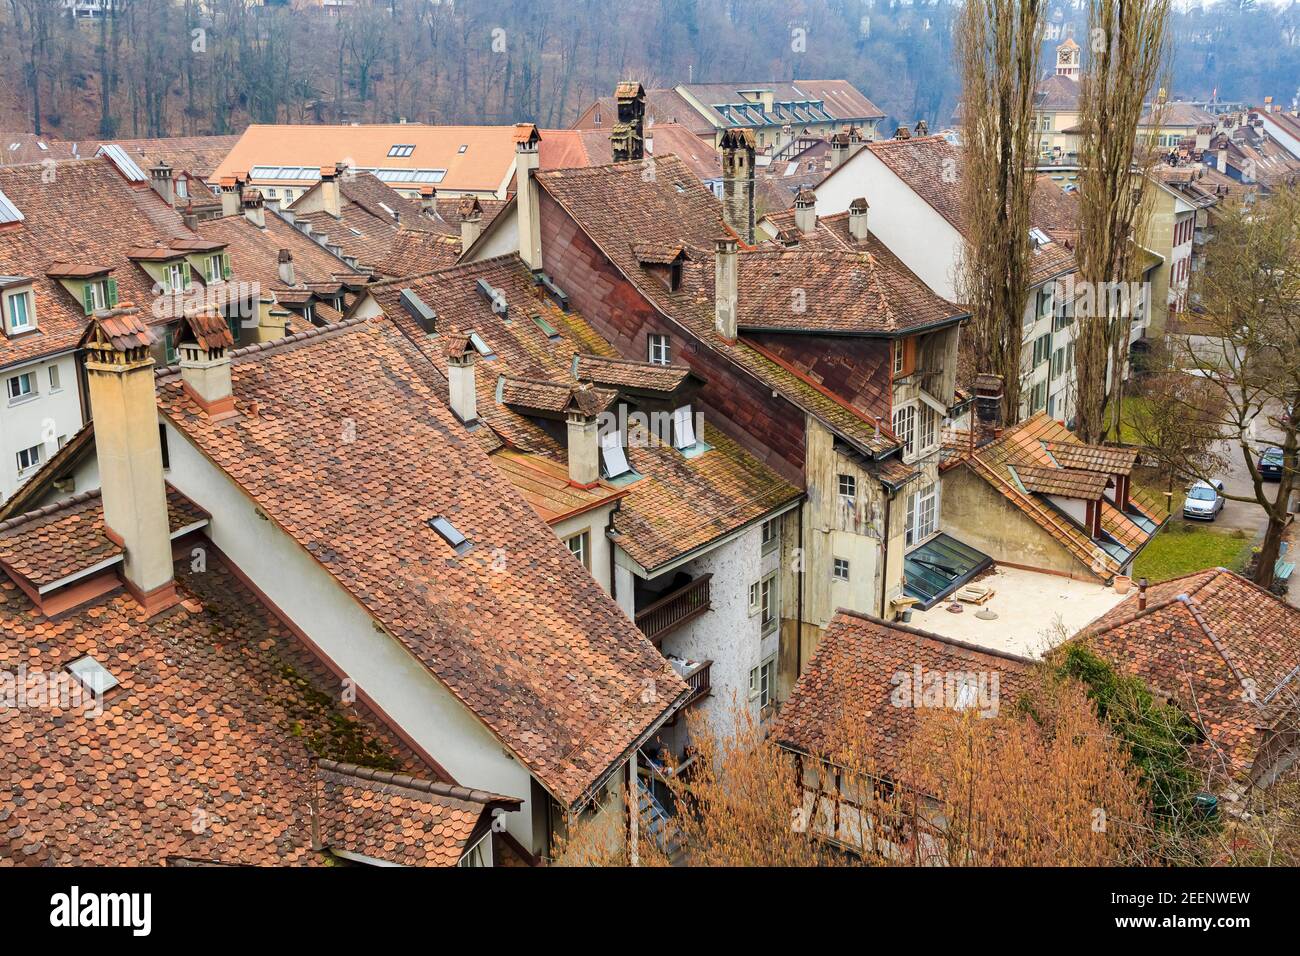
[1183,480,1226,520]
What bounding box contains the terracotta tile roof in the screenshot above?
[573,89,715,137]
[0,486,205,591]
[1035,73,1081,111]
[574,353,694,394]
[762,209,935,289]
[420,196,508,239]
[80,307,154,352]
[363,255,801,572]
[1014,464,1110,499]
[967,413,1165,577]
[315,760,517,867]
[85,134,239,179]
[534,157,902,458]
[681,80,884,126]
[214,124,523,193]
[771,611,1034,781]
[1141,103,1218,128]
[736,248,966,334]
[0,553,432,865]
[179,310,234,352]
[1043,440,1137,476]
[1079,569,1300,781]
[0,157,195,368]
[156,315,686,805]
[1030,175,1081,243]
[499,375,617,416]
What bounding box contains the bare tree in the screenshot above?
[1155,187,1300,590]
[957,0,1046,424]
[1073,0,1171,444]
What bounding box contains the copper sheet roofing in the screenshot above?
[1014,464,1110,500]
[968,413,1164,577]
[771,611,1034,780]
[0,486,206,592]
[492,450,626,524]
[0,555,428,865]
[1043,440,1138,476]
[363,255,801,572]
[215,124,523,193]
[1079,569,1300,781]
[315,760,517,867]
[534,157,900,457]
[156,316,685,805]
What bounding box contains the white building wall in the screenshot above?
[0,353,84,503]
[551,506,615,595]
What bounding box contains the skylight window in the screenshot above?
[458,145,468,154]
[0,187,24,224]
[66,655,120,696]
[601,431,631,478]
[672,406,697,450]
[428,516,473,555]
[531,314,561,341]
[468,331,496,359]
[388,144,416,158]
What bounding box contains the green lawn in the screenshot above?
[1110,396,1152,446]
[1132,521,1252,583]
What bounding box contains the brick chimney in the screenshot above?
[611,81,646,163]
[459,196,484,250]
[447,333,478,425]
[848,197,870,243]
[793,187,817,235]
[715,237,738,342]
[974,373,1004,431]
[720,128,756,245]
[277,249,296,286]
[79,310,178,617]
[319,164,342,217]
[566,403,600,487]
[419,185,437,213]
[242,188,266,229]
[514,124,543,272]
[177,311,236,420]
[149,160,175,207]
[220,173,247,218]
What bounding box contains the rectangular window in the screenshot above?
[748,582,761,616]
[15,444,42,473]
[166,262,189,292]
[388,144,416,158]
[600,431,631,478]
[1051,347,1065,378]
[918,403,936,453]
[207,254,225,283]
[761,518,778,555]
[565,531,590,570]
[833,557,850,581]
[892,404,916,457]
[647,334,670,365]
[671,405,697,450]
[760,574,777,636]
[5,290,33,332]
[838,473,857,510]
[749,658,775,707]
[906,483,938,546]
[1032,333,1051,367]
[48,364,60,391]
[6,372,34,401]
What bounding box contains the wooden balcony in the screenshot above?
[635,573,712,645]
[679,659,712,709]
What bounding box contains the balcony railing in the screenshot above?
[635,573,712,644]
[679,659,712,708]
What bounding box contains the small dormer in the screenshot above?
[127,246,193,295]
[46,262,118,315]
[630,242,688,292]
[0,274,37,336]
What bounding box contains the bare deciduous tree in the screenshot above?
[957,0,1045,424]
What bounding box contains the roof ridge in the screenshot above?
[156,316,373,379]
[1179,599,1258,706]
[362,252,523,293]
[835,608,1038,666]
[316,758,518,806]
[0,488,102,535]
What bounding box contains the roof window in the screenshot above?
[428,516,472,555]
[388,144,416,158]
[66,655,120,696]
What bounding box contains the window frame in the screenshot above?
[4,288,34,334]
[6,371,35,403]
[833,557,850,582]
[647,333,671,366]
[761,517,779,555]
[892,403,916,458]
[48,364,60,392]
[759,573,777,636]
[564,530,591,570]
[15,443,42,473]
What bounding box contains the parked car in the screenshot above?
[1259,447,1285,481]
[1183,480,1226,520]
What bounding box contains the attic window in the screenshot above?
[600,431,631,478]
[672,406,698,450]
[428,516,473,555]
[468,331,496,359]
[66,655,120,696]
[388,144,416,158]
[458,145,469,154]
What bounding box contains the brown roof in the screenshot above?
[1080,569,1300,781]
[534,158,900,457]
[0,551,433,865]
[491,451,625,524]
[1029,175,1081,243]
[771,611,1035,780]
[1035,73,1082,111]
[364,255,802,572]
[573,89,715,137]
[178,311,234,352]
[681,80,885,126]
[156,315,686,805]
[315,760,517,867]
[196,210,366,301]
[1141,102,1218,128]
[0,486,205,591]
[215,125,523,193]
[1043,440,1137,476]
[1014,464,1110,500]
[967,413,1165,577]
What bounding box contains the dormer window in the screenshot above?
[165,261,190,293]
[81,278,118,315]
[2,285,35,334]
[205,253,231,283]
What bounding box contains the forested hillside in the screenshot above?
[1,0,1297,142]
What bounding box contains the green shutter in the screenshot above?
[106,278,118,308]
[227,314,240,344]
[164,327,176,364]
[221,254,232,279]
[182,263,192,288]
[81,283,95,315]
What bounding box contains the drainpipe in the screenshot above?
[796,503,805,678]
[606,500,622,604]
[879,489,893,618]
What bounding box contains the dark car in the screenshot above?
[1260,447,1285,481]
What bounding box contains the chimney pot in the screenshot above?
[848,197,870,243]
[719,128,756,245]
[242,188,266,228]
[566,409,600,486]
[149,160,175,207]
[515,125,543,271]
[793,188,817,235]
[447,336,478,425]
[1137,578,1148,611]
[277,249,296,286]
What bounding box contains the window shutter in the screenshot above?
[164,327,176,364]
[182,263,192,288]
[222,254,232,279]
[81,283,95,315]
[106,278,119,308]
[227,314,240,344]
